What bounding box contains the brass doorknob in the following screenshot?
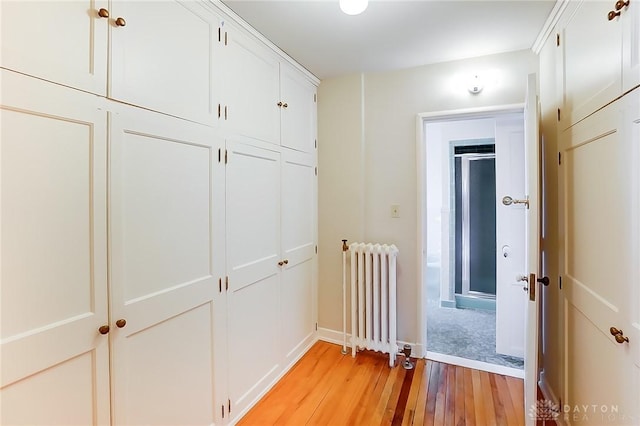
[608,10,621,20]
[115,17,126,27]
[537,276,550,286]
[98,8,109,18]
[278,261,284,266]
[282,103,288,108]
[277,102,283,107]
[115,319,127,328]
[98,325,110,335]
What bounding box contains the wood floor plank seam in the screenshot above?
[238,342,525,426]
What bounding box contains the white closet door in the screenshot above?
[221,24,280,144]
[109,106,221,426]
[0,0,108,95]
[225,139,281,418]
[280,149,316,365]
[110,0,219,125]
[0,71,110,425]
[280,63,317,154]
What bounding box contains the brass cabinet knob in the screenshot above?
[608,10,621,20]
[278,261,284,266]
[115,319,127,328]
[115,17,126,27]
[277,101,283,107]
[615,0,630,11]
[98,325,110,335]
[282,102,288,108]
[98,8,109,18]
[610,326,630,344]
[283,259,289,265]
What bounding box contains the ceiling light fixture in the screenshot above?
[339,0,368,15]
[467,74,484,94]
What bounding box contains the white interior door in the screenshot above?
[280,149,316,365]
[560,89,639,425]
[0,70,110,425]
[109,106,220,426]
[524,73,541,426]
[495,116,527,358]
[225,138,281,420]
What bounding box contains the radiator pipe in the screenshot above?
[341,239,348,355]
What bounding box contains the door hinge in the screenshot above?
[557,108,561,122]
[315,167,317,176]
[228,399,232,414]
[218,103,221,119]
[315,139,317,149]
[224,31,228,46]
[219,277,222,293]
[556,33,560,46]
[558,152,562,165]
[218,27,221,43]
[218,148,221,163]
[314,93,317,103]
[315,245,318,254]
[559,276,562,290]
[224,105,228,120]
[225,149,228,164]
[315,322,318,331]
[221,404,225,418]
[225,276,229,291]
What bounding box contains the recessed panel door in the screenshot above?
[109,106,220,426]
[0,71,109,425]
[225,139,281,419]
[280,149,316,365]
[280,63,317,153]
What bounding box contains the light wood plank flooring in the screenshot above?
[238,341,525,426]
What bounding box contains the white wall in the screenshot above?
[318,49,537,344]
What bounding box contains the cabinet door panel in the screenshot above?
[561,0,622,127]
[222,26,280,144]
[110,0,218,125]
[280,64,317,153]
[0,0,108,95]
[225,140,281,417]
[109,106,220,426]
[281,150,316,363]
[0,71,109,425]
[622,2,640,92]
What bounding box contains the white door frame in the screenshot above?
[415,103,525,360]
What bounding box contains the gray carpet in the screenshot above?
[426,266,524,370]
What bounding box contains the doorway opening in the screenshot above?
[421,110,526,377]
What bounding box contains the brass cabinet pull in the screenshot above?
[283,259,289,265]
[277,101,283,107]
[282,102,288,108]
[610,327,630,344]
[98,8,110,18]
[608,10,621,20]
[615,0,630,10]
[98,325,110,335]
[278,261,284,266]
[115,319,127,328]
[115,17,126,27]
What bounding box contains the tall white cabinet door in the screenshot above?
[280,64,317,153]
[280,149,317,365]
[221,24,280,144]
[622,0,640,92]
[225,139,281,418]
[110,0,219,125]
[0,0,108,95]
[561,91,640,424]
[0,71,110,425]
[109,106,221,426]
[560,0,623,128]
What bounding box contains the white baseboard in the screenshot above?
[317,327,425,359]
[426,351,524,379]
[539,370,566,425]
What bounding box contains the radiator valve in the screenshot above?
[400,344,414,370]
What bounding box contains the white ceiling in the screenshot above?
[221,0,556,80]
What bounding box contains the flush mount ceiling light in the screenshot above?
[340,0,368,15]
[467,74,484,94]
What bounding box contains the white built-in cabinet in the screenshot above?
[559,0,639,128]
[0,1,318,425]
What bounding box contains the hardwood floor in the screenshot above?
[238,341,525,425]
